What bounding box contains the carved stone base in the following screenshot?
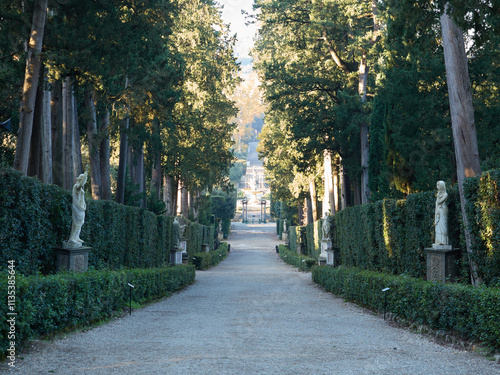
[326,248,340,266]
[425,246,461,283]
[320,239,332,259]
[170,248,183,265]
[55,247,91,273]
[202,244,210,252]
[282,232,288,242]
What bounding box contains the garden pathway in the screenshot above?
[3,222,499,374]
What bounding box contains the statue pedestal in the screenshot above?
[55,246,91,273]
[202,243,210,252]
[424,245,461,283]
[320,239,331,259]
[170,247,183,265]
[282,231,288,242]
[326,248,340,266]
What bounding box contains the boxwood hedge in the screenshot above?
[312,265,500,349]
[0,265,195,358]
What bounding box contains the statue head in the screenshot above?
[437,180,446,192]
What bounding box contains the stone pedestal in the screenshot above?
[320,239,332,259]
[55,247,91,272]
[282,231,288,242]
[425,245,461,283]
[326,248,340,266]
[170,247,183,265]
[202,243,210,252]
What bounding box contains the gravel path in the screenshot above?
[3,222,499,374]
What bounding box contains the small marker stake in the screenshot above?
[128,283,135,315]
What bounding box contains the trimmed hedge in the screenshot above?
[0,265,195,358]
[0,169,214,275]
[312,265,500,350]
[332,168,500,284]
[192,243,229,270]
[465,170,500,285]
[334,186,463,278]
[278,244,316,271]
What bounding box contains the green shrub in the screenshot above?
[0,265,195,358]
[0,168,214,274]
[192,243,229,270]
[279,244,316,271]
[312,266,500,349]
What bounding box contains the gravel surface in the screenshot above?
[3,222,499,374]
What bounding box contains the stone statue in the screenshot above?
[322,213,331,240]
[65,172,88,248]
[434,180,449,246]
[172,217,181,249]
[283,219,288,233]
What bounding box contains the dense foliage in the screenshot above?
[253,0,499,204]
[192,243,229,270]
[0,265,195,358]
[313,266,500,350]
[0,169,214,275]
[278,245,316,272]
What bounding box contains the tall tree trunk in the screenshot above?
[359,54,371,204]
[62,76,74,190]
[180,182,188,219]
[41,70,52,184]
[72,92,83,178]
[51,79,63,187]
[333,155,340,212]
[341,165,351,209]
[309,176,318,222]
[440,4,482,285]
[163,173,174,216]
[116,79,129,204]
[323,149,334,216]
[305,197,313,225]
[151,119,162,199]
[85,90,101,199]
[99,110,112,200]
[27,85,42,178]
[14,0,48,175]
[116,116,129,204]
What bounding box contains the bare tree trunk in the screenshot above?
[180,182,188,219]
[333,155,340,212]
[62,76,74,190]
[51,79,63,187]
[116,78,130,204]
[41,70,52,184]
[441,4,482,285]
[27,86,42,178]
[341,166,351,209]
[151,152,162,199]
[72,92,83,178]
[163,173,174,216]
[99,111,112,200]
[14,0,48,175]
[309,176,318,222]
[116,116,129,204]
[305,197,313,225]
[85,89,101,199]
[323,149,333,216]
[359,54,371,204]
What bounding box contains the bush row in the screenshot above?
[0,169,215,275]
[192,243,229,270]
[278,244,317,272]
[312,265,500,350]
[0,265,195,358]
[464,170,500,285]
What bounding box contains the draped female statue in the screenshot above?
[434,181,449,246]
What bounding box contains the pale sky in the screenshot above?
[218,0,257,59]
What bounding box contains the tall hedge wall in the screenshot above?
[333,169,500,284]
[0,169,213,275]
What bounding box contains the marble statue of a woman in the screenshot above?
[65,172,88,248]
[322,213,331,240]
[434,180,449,246]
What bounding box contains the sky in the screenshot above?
[218,0,257,60]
